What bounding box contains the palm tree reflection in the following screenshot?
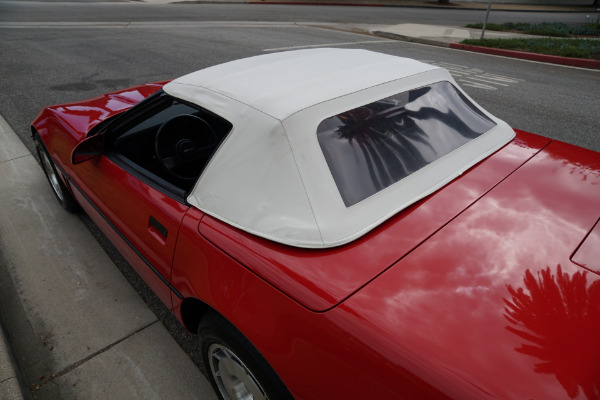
[333,85,485,189]
[334,100,431,190]
[504,265,600,399]
[318,81,497,206]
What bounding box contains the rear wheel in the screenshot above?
[34,134,79,212]
[198,312,294,400]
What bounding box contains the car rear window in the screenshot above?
[317,81,497,207]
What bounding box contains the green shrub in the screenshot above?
[466,23,509,31]
[465,22,599,37]
[526,22,569,37]
[461,38,600,59]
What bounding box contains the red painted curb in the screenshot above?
[449,43,600,70]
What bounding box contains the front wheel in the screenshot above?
[34,133,79,213]
[198,313,294,400]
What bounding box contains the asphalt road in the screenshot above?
[0,3,599,396]
[0,0,594,26]
[1,3,598,154]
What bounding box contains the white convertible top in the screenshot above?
[164,49,514,248]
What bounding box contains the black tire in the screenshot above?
[34,133,79,213]
[198,312,294,400]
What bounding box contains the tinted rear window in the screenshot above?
[317,81,496,207]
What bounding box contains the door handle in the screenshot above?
[149,216,168,239]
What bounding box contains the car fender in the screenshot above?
[170,208,454,400]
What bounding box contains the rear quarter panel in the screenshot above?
[172,133,600,399]
[332,140,600,399]
[171,208,454,400]
[197,130,551,312]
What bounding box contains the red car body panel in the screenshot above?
[32,84,600,400]
[33,82,176,306]
[70,155,189,307]
[177,135,600,400]
[32,82,166,178]
[198,130,551,312]
[331,140,600,400]
[572,217,600,273]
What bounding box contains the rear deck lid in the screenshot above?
[338,139,600,399]
[571,218,600,273]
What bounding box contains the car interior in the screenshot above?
[111,94,232,197]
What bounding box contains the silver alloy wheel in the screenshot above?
[208,343,269,400]
[40,149,65,202]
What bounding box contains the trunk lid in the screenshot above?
[338,138,600,399]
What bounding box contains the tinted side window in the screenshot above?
[111,95,232,195]
[317,81,496,207]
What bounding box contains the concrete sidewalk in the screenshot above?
[0,114,217,399]
[0,6,597,397]
[373,23,536,46]
[371,23,600,69]
[1,272,25,398]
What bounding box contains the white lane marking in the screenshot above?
[479,73,522,83]
[263,40,396,52]
[465,76,510,86]
[460,80,498,90]
[422,60,525,91]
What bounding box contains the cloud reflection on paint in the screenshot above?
[504,265,600,400]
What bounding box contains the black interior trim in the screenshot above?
[108,151,189,203]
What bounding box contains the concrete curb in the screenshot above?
[0,323,27,400]
[374,30,450,47]
[0,112,218,400]
[0,114,28,400]
[371,27,600,70]
[449,43,600,70]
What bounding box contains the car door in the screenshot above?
[70,92,226,309]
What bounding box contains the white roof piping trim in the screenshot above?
[177,87,324,247]
[197,208,326,248]
[195,122,514,249]
[281,68,443,122]
[279,123,326,245]
[320,127,514,247]
[164,81,283,122]
[165,50,441,122]
[165,51,516,249]
[282,70,515,248]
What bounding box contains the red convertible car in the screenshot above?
[32,49,600,400]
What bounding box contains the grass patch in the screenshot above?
[461,38,600,59]
[465,22,599,37]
